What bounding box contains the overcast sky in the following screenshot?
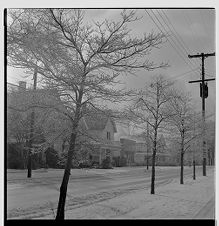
[7,8,216,120]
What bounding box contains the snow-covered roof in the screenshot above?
[83,112,117,133]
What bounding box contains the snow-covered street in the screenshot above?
[7,166,215,219]
[46,167,215,219]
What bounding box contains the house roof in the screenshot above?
[157,134,167,147]
[7,86,70,146]
[8,88,63,112]
[83,111,117,133]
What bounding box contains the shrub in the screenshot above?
[112,156,120,167]
[91,162,100,168]
[111,156,127,167]
[31,154,42,169]
[45,147,60,168]
[7,143,26,169]
[101,157,113,169]
[7,143,50,169]
[119,156,127,167]
[78,160,92,168]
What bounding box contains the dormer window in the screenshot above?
[107,131,111,140]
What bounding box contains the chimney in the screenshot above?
[18,81,26,91]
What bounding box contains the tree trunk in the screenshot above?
[27,150,32,178]
[20,145,26,169]
[180,151,184,184]
[212,150,214,166]
[146,157,149,170]
[55,132,77,220]
[151,150,156,194]
[208,150,211,165]
[193,160,196,180]
[151,132,157,195]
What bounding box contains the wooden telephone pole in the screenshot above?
[192,113,196,180]
[188,52,215,176]
[27,68,37,178]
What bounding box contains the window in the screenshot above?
[107,132,111,140]
[106,149,111,157]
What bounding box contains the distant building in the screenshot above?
[7,81,177,168]
[124,134,172,166]
[72,110,122,165]
[8,82,122,167]
[156,134,171,165]
[7,81,68,157]
[120,138,136,165]
[134,142,151,165]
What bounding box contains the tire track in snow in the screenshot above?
[8,177,173,219]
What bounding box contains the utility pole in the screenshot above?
[146,121,149,170]
[192,113,196,180]
[188,52,215,176]
[27,68,37,178]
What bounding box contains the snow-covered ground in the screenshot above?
[36,167,215,219]
[7,166,215,219]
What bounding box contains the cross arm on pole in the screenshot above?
[204,53,215,57]
[188,78,215,83]
[188,52,215,58]
[188,54,202,58]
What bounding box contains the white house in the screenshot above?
[77,110,121,165]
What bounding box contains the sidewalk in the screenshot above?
[193,197,215,219]
[57,168,214,219]
[7,166,143,175]
[7,166,198,178]
[7,167,145,181]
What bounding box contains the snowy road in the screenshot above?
[7,166,208,219]
[194,197,215,219]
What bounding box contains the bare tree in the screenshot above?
[7,83,71,170]
[7,9,167,219]
[128,75,174,194]
[167,92,201,184]
[205,120,215,166]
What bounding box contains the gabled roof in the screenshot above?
[157,134,166,147]
[83,111,117,133]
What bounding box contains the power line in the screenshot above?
[167,67,199,81]
[184,11,206,50]
[199,11,209,36]
[145,10,199,74]
[145,10,189,69]
[156,10,200,72]
[182,12,202,52]
[205,72,214,78]
[160,10,197,61]
[151,10,200,73]
[157,10,189,55]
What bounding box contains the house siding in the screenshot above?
[102,119,115,141]
[79,117,121,165]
